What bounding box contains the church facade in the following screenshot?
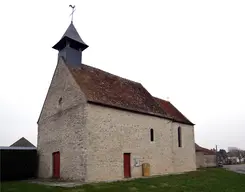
[37,21,196,182]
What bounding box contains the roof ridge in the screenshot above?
[70,63,141,85]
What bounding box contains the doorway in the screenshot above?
[52,151,60,178]
[123,153,131,178]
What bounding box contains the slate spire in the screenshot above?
[52,21,88,67]
[53,22,88,51]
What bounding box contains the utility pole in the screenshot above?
[216,145,218,167]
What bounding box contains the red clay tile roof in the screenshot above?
[154,97,194,125]
[68,64,169,118]
[195,143,216,155]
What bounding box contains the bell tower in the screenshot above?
[52,6,88,67]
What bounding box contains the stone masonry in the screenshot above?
[172,122,196,173]
[196,151,205,168]
[38,58,88,180]
[85,104,196,182]
[37,58,196,182]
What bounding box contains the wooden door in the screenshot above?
[124,153,131,178]
[52,151,60,178]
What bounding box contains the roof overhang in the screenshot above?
[52,36,88,51]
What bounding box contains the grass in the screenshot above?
[1,168,245,192]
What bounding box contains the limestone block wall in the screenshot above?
[85,104,175,182]
[38,105,88,180]
[172,123,196,172]
[37,58,88,180]
[38,58,86,123]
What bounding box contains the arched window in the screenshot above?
[178,127,182,147]
[150,129,154,142]
[58,97,63,105]
[57,97,63,109]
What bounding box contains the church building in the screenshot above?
[37,19,196,182]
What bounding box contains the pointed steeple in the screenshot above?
[53,22,88,51]
[52,22,88,67]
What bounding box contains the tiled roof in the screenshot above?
[195,143,216,155]
[67,62,194,125]
[154,97,194,125]
[68,64,169,118]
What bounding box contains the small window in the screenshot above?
[178,127,182,147]
[150,129,154,142]
[58,97,63,105]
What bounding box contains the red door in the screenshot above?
[124,153,131,178]
[52,151,60,178]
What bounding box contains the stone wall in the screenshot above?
[85,104,196,182]
[37,58,88,180]
[195,152,216,168]
[37,58,196,182]
[204,155,216,167]
[172,123,196,172]
[196,151,205,168]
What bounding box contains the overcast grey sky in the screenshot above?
[0,0,244,150]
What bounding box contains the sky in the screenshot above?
[0,0,244,151]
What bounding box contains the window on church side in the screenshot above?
[150,129,154,142]
[178,127,182,147]
[58,97,63,106]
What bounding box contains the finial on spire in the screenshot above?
[69,5,76,23]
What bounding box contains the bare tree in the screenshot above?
[217,149,228,164]
[228,147,245,163]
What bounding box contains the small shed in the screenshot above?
[0,138,37,181]
[195,143,216,168]
[10,137,36,148]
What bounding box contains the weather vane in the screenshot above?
[69,5,76,23]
